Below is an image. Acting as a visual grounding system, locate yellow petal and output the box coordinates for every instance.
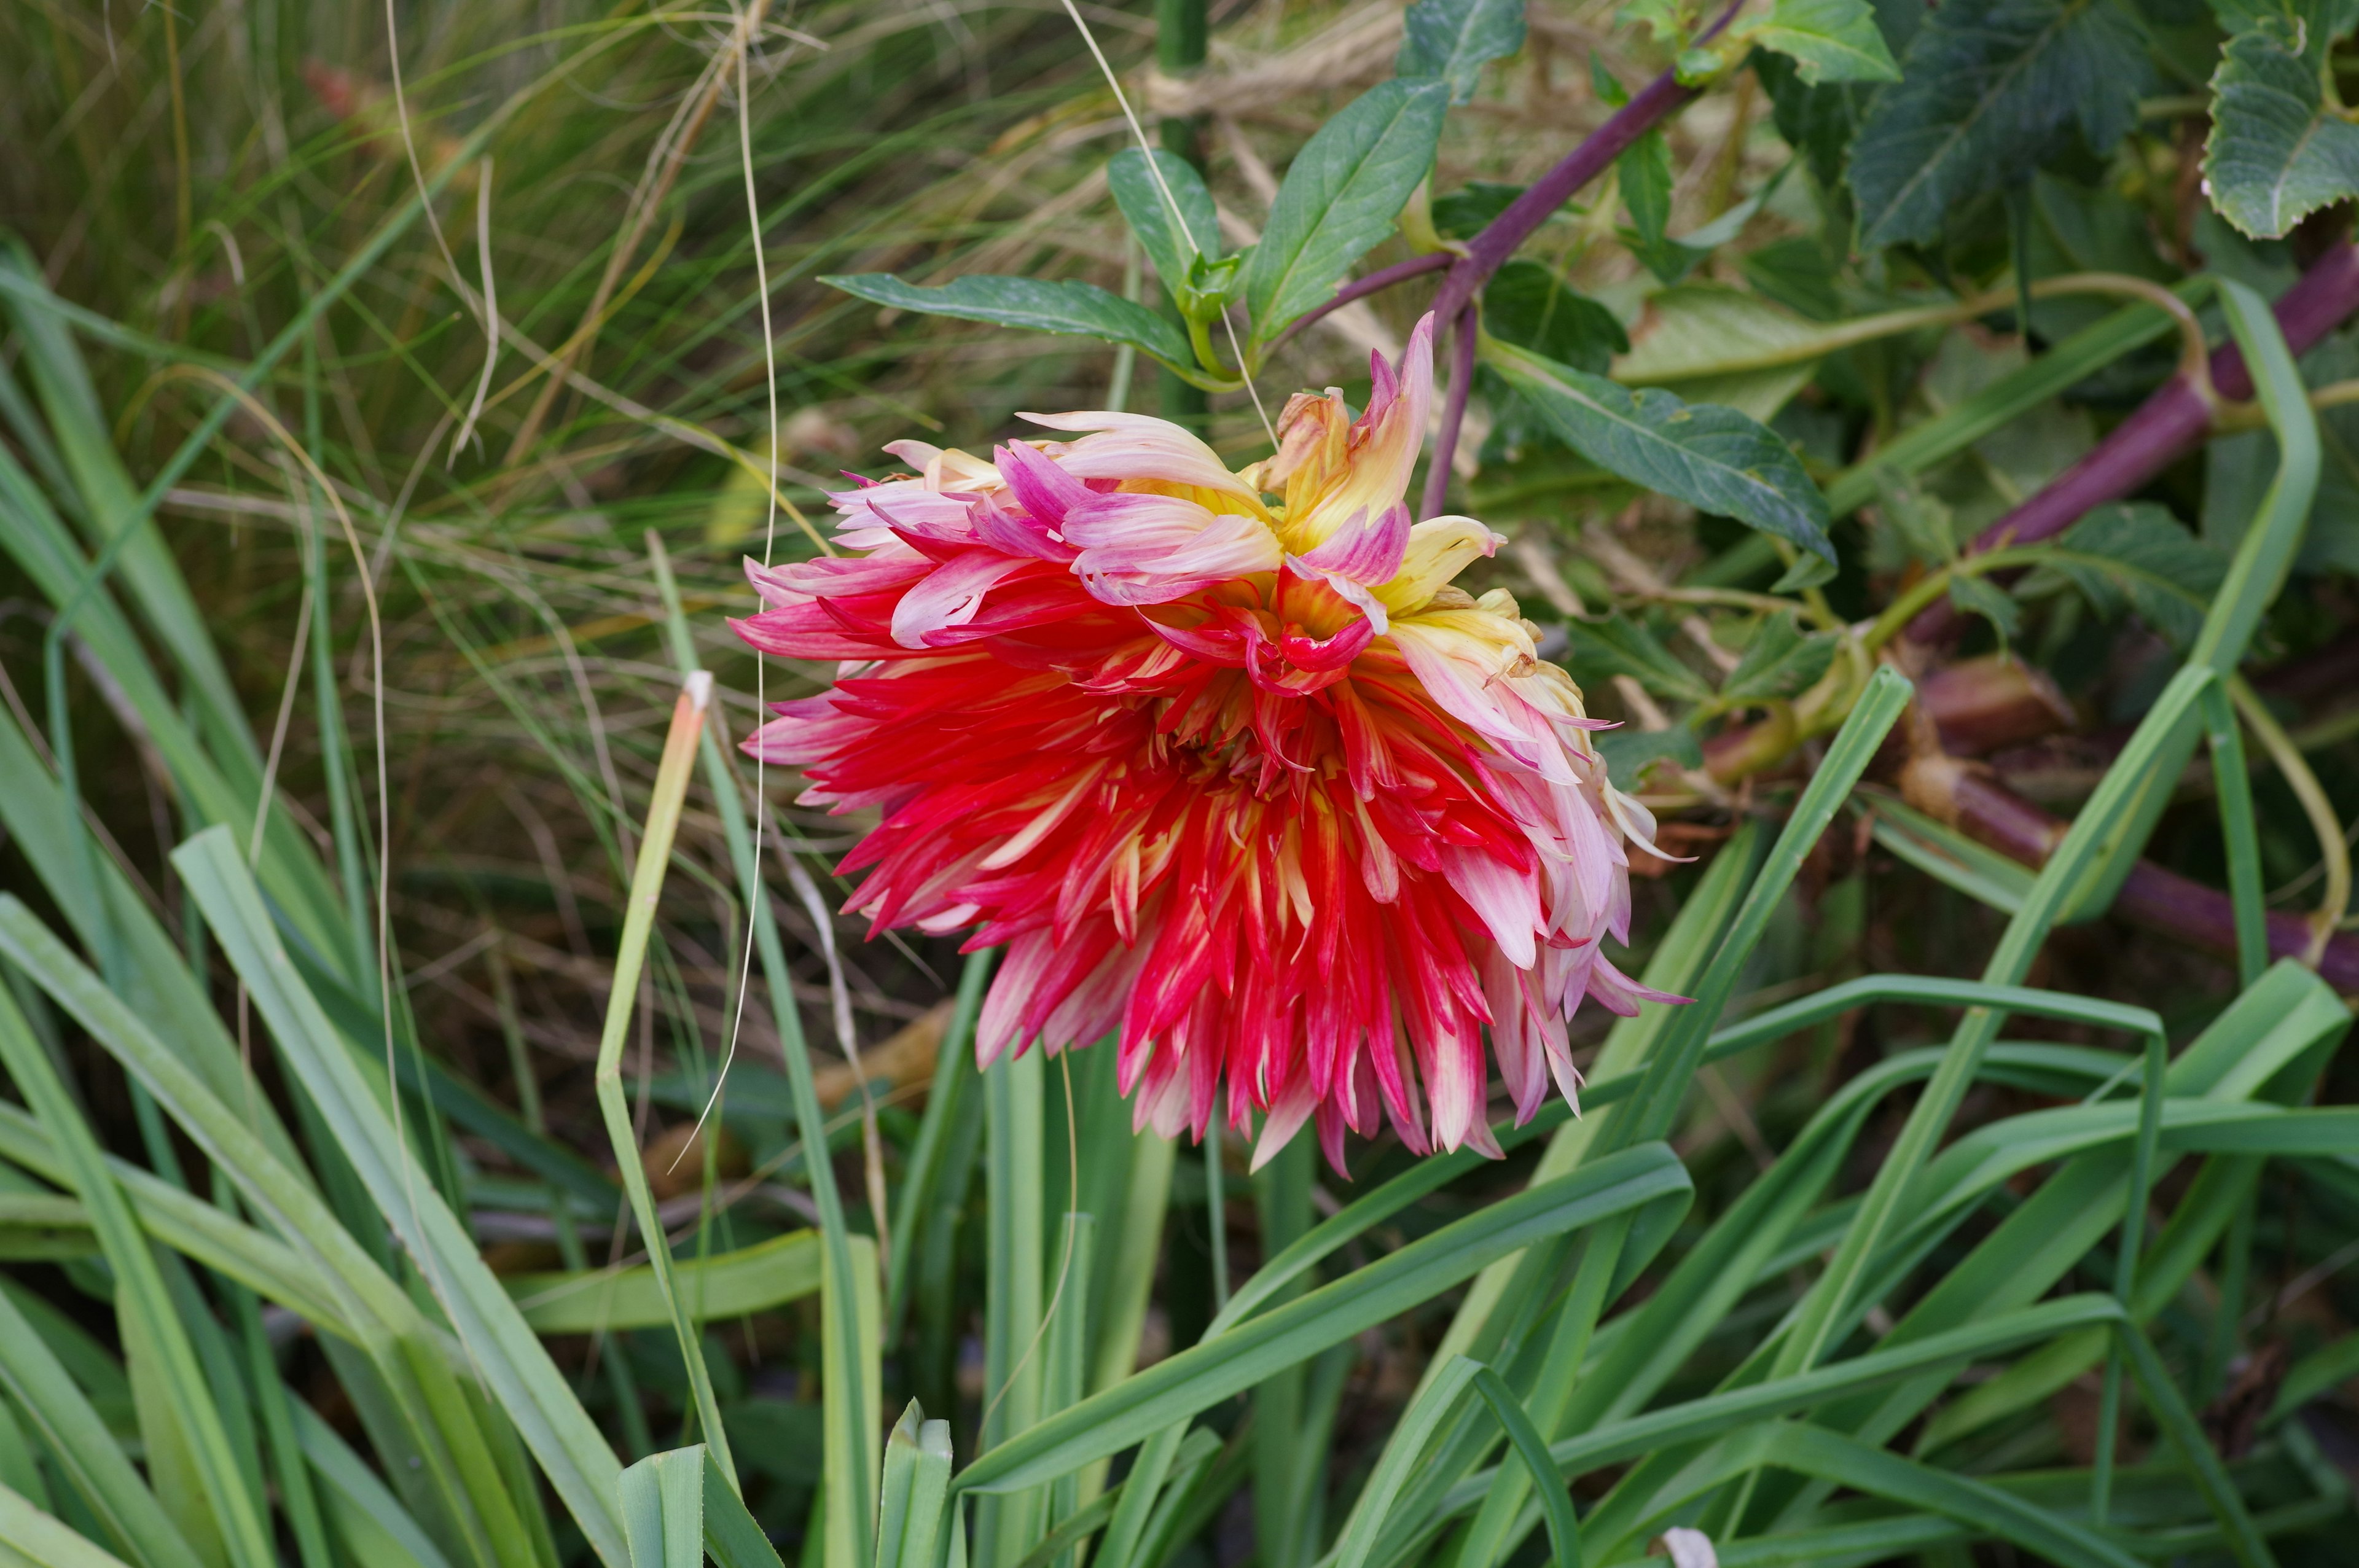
[1374,517,1506,615]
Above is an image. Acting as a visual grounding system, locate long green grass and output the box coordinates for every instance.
[2,4,2358,1568]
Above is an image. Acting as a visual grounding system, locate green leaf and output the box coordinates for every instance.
[1748,0,1902,84]
[1613,285,1829,425]
[162,838,633,1567]
[618,1446,788,1568]
[1485,338,1837,561]
[1327,1360,1479,1568]
[2044,502,2226,648]
[1593,727,1705,789]
[2202,15,2359,240]
[621,1448,705,1568]
[1431,181,1527,238]
[1771,549,1839,591]
[1397,0,1527,102]
[1871,466,1957,566]
[1108,150,1223,296]
[1850,0,2150,250]
[822,274,1194,370]
[1755,48,1869,190]
[876,1405,954,1568]
[1482,261,1627,374]
[1617,131,1700,285]
[1465,1367,1581,1568]
[0,986,270,1568]
[1721,613,1839,702]
[1946,573,2020,643]
[1566,615,1713,703]
[1245,80,1449,341]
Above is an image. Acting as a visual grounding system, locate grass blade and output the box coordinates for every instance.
[955,1144,1692,1496]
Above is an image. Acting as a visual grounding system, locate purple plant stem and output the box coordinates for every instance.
[1412,4,1742,514]
[1907,241,2359,644]
[1427,2,1743,332]
[1427,64,1703,329]
[1274,251,1454,349]
[1422,305,1479,519]
[1941,766,2359,988]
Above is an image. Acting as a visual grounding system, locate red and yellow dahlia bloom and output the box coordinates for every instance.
[734,315,1675,1172]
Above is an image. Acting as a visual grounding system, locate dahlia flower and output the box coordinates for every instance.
[734,314,1676,1172]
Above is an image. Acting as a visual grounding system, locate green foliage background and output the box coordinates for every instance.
[3,2,2359,1568]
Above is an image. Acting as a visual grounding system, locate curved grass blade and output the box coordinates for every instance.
[955,1144,1692,1497]
[0,986,272,1568]
[164,838,630,1566]
[503,1231,822,1332]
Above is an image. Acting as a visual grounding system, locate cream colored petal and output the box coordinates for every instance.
[1374,517,1507,615]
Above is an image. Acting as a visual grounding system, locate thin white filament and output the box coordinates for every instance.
[690,0,782,1153]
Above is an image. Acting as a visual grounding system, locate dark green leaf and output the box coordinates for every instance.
[821,274,1194,369]
[1772,549,1841,591]
[1591,53,1632,106]
[1755,49,1869,190]
[1397,0,1527,103]
[1594,727,1706,789]
[2202,15,2359,240]
[1850,0,2150,250]
[1245,80,1450,340]
[1618,131,1702,285]
[2047,501,2227,647]
[1432,181,1527,238]
[1108,150,1223,296]
[1567,615,1715,703]
[1486,339,1837,561]
[1722,614,1841,701]
[1946,574,2021,642]
[1481,260,1628,374]
[1748,0,1903,84]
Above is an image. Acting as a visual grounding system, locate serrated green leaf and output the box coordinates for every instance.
[1486,338,1837,560]
[1946,573,2021,642]
[1482,260,1627,374]
[1567,615,1715,703]
[2202,15,2359,239]
[1723,613,1840,701]
[1593,727,1706,789]
[1108,150,1223,297]
[1245,80,1449,341]
[822,274,1194,369]
[2045,502,2227,647]
[1850,0,2150,249]
[1397,0,1527,103]
[1749,0,1903,84]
